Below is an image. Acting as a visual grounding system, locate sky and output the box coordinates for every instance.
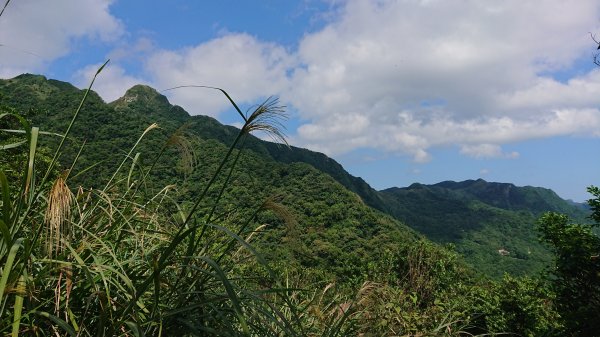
[1,0,600,201]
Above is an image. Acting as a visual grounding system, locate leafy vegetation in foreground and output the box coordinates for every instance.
[1,74,589,281]
[538,188,600,336]
[1,72,598,335]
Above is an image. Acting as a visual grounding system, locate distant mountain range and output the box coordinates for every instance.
[380,179,590,277]
[0,74,591,278]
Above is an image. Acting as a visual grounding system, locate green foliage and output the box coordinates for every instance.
[538,199,600,336]
[1,73,589,336]
[380,180,590,278]
[0,73,352,335]
[587,185,600,223]
[466,275,562,336]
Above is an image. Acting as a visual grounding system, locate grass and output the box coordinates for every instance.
[0,61,563,336]
[0,63,356,336]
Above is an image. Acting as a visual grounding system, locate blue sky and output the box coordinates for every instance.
[1,0,600,201]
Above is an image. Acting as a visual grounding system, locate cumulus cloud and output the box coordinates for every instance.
[0,0,122,77]
[107,37,156,62]
[145,33,294,117]
[77,0,600,163]
[5,0,600,163]
[460,144,519,159]
[73,63,147,103]
[283,0,600,158]
[144,1,600,161]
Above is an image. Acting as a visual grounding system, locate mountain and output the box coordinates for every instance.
[0,74,590,279]
[0,74,425,284]
[380,179,590,277]
[2,73,593,335]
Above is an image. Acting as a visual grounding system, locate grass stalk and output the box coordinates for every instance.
[42,60,109,188]
[0,238,23,311]
[101,123,158,193]
[0,0,11,19]
[10,274,24,337]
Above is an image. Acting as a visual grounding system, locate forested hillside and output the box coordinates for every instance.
[380,179,590,277]
[1,73,598,335]
[2,73,589,279]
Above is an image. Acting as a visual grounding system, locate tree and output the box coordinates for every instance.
[537,186,600,336]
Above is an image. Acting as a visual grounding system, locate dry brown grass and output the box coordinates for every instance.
[44,172,73,257]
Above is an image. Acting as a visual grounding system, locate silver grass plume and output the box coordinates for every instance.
[166,124,197,176]
[45,172,73,257]
[241,97,288,145]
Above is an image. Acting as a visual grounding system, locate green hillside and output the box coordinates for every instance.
[380,180,590,277]
[2,75,438,286]
[2,73,591,280]
[2,73,597,335]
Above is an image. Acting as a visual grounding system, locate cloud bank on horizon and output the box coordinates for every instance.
[2,0,600,164]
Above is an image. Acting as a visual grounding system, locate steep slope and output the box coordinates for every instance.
[1,75,390,210]
[0,74,426,284]
[1,74,590,280]
[262,143,390,211]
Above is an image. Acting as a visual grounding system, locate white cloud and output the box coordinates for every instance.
[73,63,147,103]
[108,37,156,62]
[145,33,293,117]
[460,144,519,159]
[499,69,600,111]
[282,0,600,158]
[7,0,600,163]
[0,0,123,77]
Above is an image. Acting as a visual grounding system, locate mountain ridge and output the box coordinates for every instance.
[1,73,590,278]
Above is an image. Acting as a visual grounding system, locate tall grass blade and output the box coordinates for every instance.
[42,59,109,187]
[65,138,87,180]
[64,242,98,295]
[68,159,106,181]
[10,274,24,337]
[0,219,10,254]
[181,143,247,276]
[0,170,12,227]
[102,123,158,193]
[127,152,141,189]
[0,0,11,18]
[32,311,77,336]
[200,256,250,335]
[206,142,245,223]
[0,113,32,153]
[0,140,26,150]
[24,126,39,202]
[0,128,65,139]
[125,321,145,337]
[0,238,23,308]
[151,256,160,319]
[123,123,194,206]
[162,85,247,122]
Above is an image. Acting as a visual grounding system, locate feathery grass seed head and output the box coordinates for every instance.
[243,97,288,145]
[45,172,73,257]
[167,125,197,176]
